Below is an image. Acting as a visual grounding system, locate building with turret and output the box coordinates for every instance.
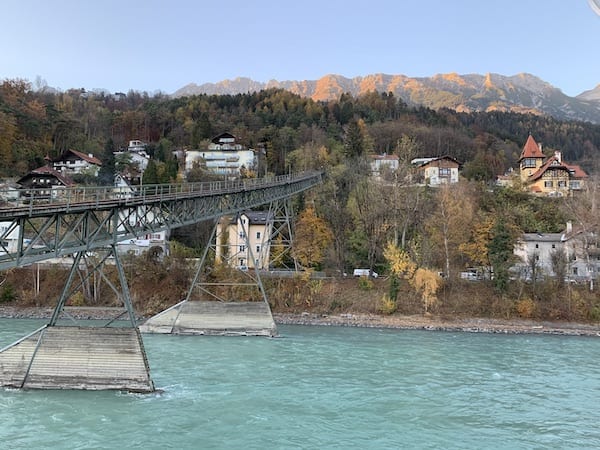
[518,135,587,196]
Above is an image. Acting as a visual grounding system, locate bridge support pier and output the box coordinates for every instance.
[140,214,277,336]
[0,246,155,392]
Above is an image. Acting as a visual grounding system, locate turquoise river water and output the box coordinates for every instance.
[0,319,599,449]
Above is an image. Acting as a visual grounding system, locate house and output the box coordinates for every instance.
[411,156,461,185]
[0,221,20,255]
[512,222,600,282]
[369,154,399,178]
[113,173,136,199]
[114,141,151,185]
[52,149,102,177]
[185,132,256,179]
[16,164,74,199]
[518,135,587,196]
[215,211,273,270]
[127,140,148,153]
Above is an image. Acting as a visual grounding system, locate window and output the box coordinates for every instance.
[239,231,245,239]
[239,245,246,252]
[522,158,536,168]
[552,244,556,249]
[544,181,553,188]
[558,180,567,188]
[535,244,539,249]
[256,231,261,239]
[570,181,581,189]
[439,168,451,177]
[256,245,260,253]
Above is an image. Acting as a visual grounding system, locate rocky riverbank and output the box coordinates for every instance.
[273,312,600,336]
[1,306,599,336]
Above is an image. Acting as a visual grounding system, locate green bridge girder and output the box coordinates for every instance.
[0,171,323,271]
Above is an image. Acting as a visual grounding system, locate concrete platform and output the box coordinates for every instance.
[0,326,154,392]
[139,301,277,337]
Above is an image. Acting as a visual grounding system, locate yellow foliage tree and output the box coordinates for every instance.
[293,205,333,268]
[458,213,495,267]
[384,242,441,313]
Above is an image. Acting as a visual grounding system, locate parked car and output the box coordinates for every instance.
[353,269,378,278]
[460,268,481,281]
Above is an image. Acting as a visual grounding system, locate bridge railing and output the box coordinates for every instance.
[0,171,322,216]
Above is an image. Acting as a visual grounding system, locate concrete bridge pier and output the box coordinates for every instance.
[140,215,277,337]
[0,247,155,392]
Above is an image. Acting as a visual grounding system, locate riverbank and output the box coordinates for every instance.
[273,312,600,336]
[1,305,599,337]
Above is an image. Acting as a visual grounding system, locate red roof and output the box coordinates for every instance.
[528,155,588,181]
[55,149,102,166]
[519,135,545,161]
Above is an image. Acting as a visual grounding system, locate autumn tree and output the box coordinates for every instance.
[316,164,359,272]
[425,182,476,278]
[384,242,442,313]
[292,205,333,269]
[348,178,391,274]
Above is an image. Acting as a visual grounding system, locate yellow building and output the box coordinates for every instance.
[518,135,587,196]
[215,211,272,270]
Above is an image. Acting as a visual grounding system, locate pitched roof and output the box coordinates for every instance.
[17,166,75,186]
[211,132,237,144]
[519,135,545,161]
[370,154,399,161]
[528,155,588,181]
[55,149,102,166]
[415,155,461,168]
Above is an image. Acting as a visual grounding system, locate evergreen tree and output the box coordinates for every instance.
[488,218,515,292]
[97,138,116,185]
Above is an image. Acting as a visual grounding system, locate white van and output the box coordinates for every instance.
[353,269,378,278]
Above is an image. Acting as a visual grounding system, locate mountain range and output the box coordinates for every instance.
[173,73,600,124]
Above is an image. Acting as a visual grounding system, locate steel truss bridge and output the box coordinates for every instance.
[0,171,323,392]
[0,171,323,270]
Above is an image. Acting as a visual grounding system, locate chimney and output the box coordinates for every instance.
[566,221,572,234]
[554,151,562,163]
[538,143,542,152]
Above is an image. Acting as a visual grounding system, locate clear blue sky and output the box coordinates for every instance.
[3,0,600,97]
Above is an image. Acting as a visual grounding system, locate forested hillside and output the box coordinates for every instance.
[2,78,600,321]
[2,79,600,179]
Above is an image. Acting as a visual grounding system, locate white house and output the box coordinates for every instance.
[185,132,256,178]
[0,221,20,255]
[411,156,461,185]
[512,222,600,282]
[114,142,151,185]
[369,154,399,178]
[52,149,102,177]
[215,211,273,270]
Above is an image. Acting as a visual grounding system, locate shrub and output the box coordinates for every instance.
[378,294,397,315]
[516,297,536,318]
[0,283,17,303]
[357,276,374,290]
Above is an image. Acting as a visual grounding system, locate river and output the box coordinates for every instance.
[1,319,599,449]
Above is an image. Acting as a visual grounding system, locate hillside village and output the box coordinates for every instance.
[2,131,597,289]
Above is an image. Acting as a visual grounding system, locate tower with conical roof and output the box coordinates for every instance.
[518,134,546,182]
